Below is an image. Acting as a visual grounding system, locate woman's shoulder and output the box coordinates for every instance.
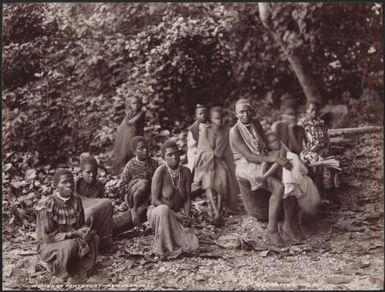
[180,165,192,176]
[36,195,56,212]
[149,157,160,167]
[154,163,167,175]
[298,117,307,125]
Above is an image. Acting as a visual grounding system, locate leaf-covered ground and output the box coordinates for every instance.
[3,131,383,290]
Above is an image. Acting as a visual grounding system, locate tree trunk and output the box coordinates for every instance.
[285,50,322,104]
[258,3,322,105]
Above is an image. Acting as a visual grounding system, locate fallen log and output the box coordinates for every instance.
[112,204,149,234]
[113,210,134,234]
[329,137,355,145]
[328,126,382,137]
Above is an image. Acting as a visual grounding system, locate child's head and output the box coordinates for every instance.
[127,97,141,112]
[280,97,298,125]
[306,101,321,119]
[80,154,98,185]
[209,106,223,127]
[131,136,149,161]
[195,104,208,124]
[266,131,281,151]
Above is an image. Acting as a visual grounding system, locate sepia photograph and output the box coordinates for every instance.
[2,2,384,290]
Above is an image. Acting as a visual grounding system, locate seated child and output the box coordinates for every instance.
[120,136,159,226]
[75,154,113,248]
[258,131,287,182]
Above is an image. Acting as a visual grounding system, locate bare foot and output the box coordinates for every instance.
[294,223,306,240]
[131,210,141,226]
[213,215,224,227]
[267,230,284,247]
[282,224,301,242]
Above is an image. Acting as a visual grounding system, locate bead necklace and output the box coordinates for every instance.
[165,164,181,189]
[56,192,71,202]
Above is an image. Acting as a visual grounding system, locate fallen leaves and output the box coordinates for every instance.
[325,276,353,285]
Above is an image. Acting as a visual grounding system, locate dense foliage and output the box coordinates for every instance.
[1,3,383,233]
[2,3,383,165]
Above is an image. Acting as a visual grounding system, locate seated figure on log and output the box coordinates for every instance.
[147,140,199,259]
[298,101,340,199]
[36,169,99,279]
[75,154,113,249]
[259,131,287,181]
[229,99,293,246]
[259,131,306,240]
[271,97,306,156]
[120,136,159,226]
[194,106,239,226]
[271,98,307,240]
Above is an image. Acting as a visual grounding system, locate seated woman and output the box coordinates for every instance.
[147,141,199,259]
[120,136,159,226]
[298,101,340,197]
[36,169,99,279]
[75,154,113,248]
[194,106,239,226]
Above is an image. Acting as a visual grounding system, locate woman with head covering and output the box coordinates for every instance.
[229,99,292,246]
[36,169,99,279]
[193,106,239,226]
[75,154,113,249]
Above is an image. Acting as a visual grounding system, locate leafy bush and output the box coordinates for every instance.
[2,3,383,167]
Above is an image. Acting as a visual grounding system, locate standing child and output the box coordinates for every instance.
[186,104,209,173]
[194,106,239,226]
[298,101,340,198]
[111,96,145,175]
[75,154,113,249]
[120,136,159,226]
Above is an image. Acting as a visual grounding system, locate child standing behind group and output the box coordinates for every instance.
[111,96,145,175]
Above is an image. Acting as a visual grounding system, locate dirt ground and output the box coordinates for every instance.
[3,132,384,290]
[3,178,383,291]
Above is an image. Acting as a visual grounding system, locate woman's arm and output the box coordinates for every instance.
[126,110,144,126]
[183,168,192,217]
[39,209,76,243]
[230,127,290,169]
[151,167,164,207]
[288,125,304,154]
[262,163,279,179]
[186,130,197,150]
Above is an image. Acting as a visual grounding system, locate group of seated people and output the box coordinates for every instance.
[35,97,339,280]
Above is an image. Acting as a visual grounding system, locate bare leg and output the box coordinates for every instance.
[215,193,224,226]
[128,181,150,226]
[282,197,303,241]
[206,189,218,221]
[266,177,284,246]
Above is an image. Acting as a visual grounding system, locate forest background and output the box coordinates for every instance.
[2,2,383,234]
